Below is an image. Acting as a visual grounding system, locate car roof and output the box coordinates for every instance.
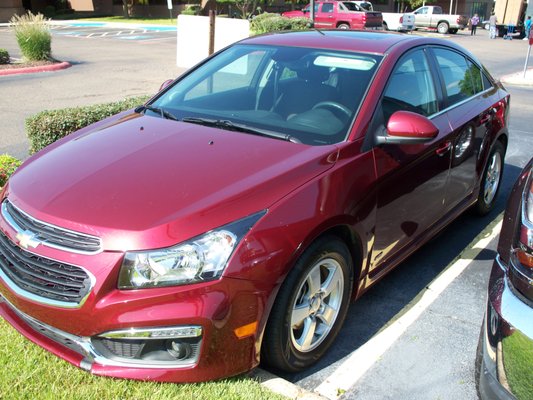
[239,30,458,57]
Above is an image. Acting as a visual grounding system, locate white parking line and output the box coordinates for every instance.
[314,220,502,400]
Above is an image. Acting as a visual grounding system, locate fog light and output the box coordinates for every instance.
[167,340,192,360]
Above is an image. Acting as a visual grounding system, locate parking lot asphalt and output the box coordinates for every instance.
[1,24,532,400]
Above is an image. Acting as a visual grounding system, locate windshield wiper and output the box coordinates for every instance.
[135,105,179,121]
[181,117,300,143]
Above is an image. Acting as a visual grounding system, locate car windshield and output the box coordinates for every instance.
[150,44,381,145]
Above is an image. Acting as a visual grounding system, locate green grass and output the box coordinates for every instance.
[0,319,285,400]
[502,330,533,400]
[76,16,177,25]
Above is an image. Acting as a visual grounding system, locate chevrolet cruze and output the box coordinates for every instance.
[0,30,509,382]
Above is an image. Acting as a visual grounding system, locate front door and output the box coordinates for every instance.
[369,48,452,277]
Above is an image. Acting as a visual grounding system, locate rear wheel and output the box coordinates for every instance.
[475,141,505,215]
[261,236,353,372]
[337,23,350,30]
[437,21,449,34]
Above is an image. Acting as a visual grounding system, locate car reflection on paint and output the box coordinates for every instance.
[476,157,533,400]
[0,30,510,382]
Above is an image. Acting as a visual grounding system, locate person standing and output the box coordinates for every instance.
[489,12,498,39]
[525,16,532,40]
[471,13,480,35]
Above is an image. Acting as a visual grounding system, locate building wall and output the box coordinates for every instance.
[0,0,25,23]
[69,0,113,14]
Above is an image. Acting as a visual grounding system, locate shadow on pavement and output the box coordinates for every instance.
[266,162,522,388]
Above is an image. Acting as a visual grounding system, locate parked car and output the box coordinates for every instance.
[476,158,533,400]
[282,1,383,30]
[0,30,509,383]
[412,5,468,34]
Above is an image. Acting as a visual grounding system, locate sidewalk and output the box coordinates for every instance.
[500,66,533,86]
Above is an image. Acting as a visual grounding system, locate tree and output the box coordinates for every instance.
[400,0,436,12]
[121,0,151,18]
[216,0,260,19]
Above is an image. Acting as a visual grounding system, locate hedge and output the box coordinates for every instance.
[26,95,150,154]
[0,154,22,187]
[250,13,311,35]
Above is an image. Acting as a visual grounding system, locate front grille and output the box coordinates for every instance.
[1,200,102,254]
[0,230,93,305]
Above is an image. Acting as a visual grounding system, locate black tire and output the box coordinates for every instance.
[337,23,350,30]
[475,141,505,215]
[449,28,458,34]
[383,22,389,31]
[437,21,449,34]
[261,236,353,372]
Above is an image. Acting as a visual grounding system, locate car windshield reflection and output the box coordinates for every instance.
[150,44,381,145]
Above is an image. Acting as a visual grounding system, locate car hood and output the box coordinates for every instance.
[5,112,338,251]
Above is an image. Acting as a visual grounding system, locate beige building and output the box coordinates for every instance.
[1,0,25,22]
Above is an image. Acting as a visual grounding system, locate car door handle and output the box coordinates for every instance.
[436,141,452,156]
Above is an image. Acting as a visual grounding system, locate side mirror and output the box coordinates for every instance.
[159,79,174,92]
[376,111,439,145]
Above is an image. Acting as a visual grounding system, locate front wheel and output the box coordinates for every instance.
[261,236,353,372]
[475,141,505,215]
[437,21,449,34]
[449,28,458,34]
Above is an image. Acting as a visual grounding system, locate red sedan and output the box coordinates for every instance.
[0,30,509,382]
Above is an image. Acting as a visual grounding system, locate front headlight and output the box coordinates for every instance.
[118,211,265,289]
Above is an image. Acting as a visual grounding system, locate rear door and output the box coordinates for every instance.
[314,2,337,29]
[429,47,507,212]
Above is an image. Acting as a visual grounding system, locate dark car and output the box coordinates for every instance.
[476,158,533,400]
[0,31,509,382]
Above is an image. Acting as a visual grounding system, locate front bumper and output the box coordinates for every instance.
[478,256,533,400]
[0,273,268,382]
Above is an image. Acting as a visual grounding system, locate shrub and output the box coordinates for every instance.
[43,5,56,18]
[10,13,52,61]
[0,155,22,187]
[26,95,151,154]
[0,49,9,64]
[250,13,310,35]
[181,4,201,15]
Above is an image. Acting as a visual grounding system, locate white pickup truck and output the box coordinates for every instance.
[382,12,415,31]
[412,5,468,34]
[346,1,414,32]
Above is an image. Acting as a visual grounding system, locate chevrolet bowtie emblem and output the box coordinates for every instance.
[16,230,41,249]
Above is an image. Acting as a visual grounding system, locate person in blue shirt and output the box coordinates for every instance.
[524,16,532,40]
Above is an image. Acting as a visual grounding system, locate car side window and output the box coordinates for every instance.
[321,3,334,13]
[482,71,493,90]
[416,7,428,14]
[380,49,438,123]
[433,48,484,106]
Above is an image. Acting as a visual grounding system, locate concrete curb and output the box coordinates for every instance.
[500,67,533,86]
[0,61,71,76]
[251,369,329,400]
